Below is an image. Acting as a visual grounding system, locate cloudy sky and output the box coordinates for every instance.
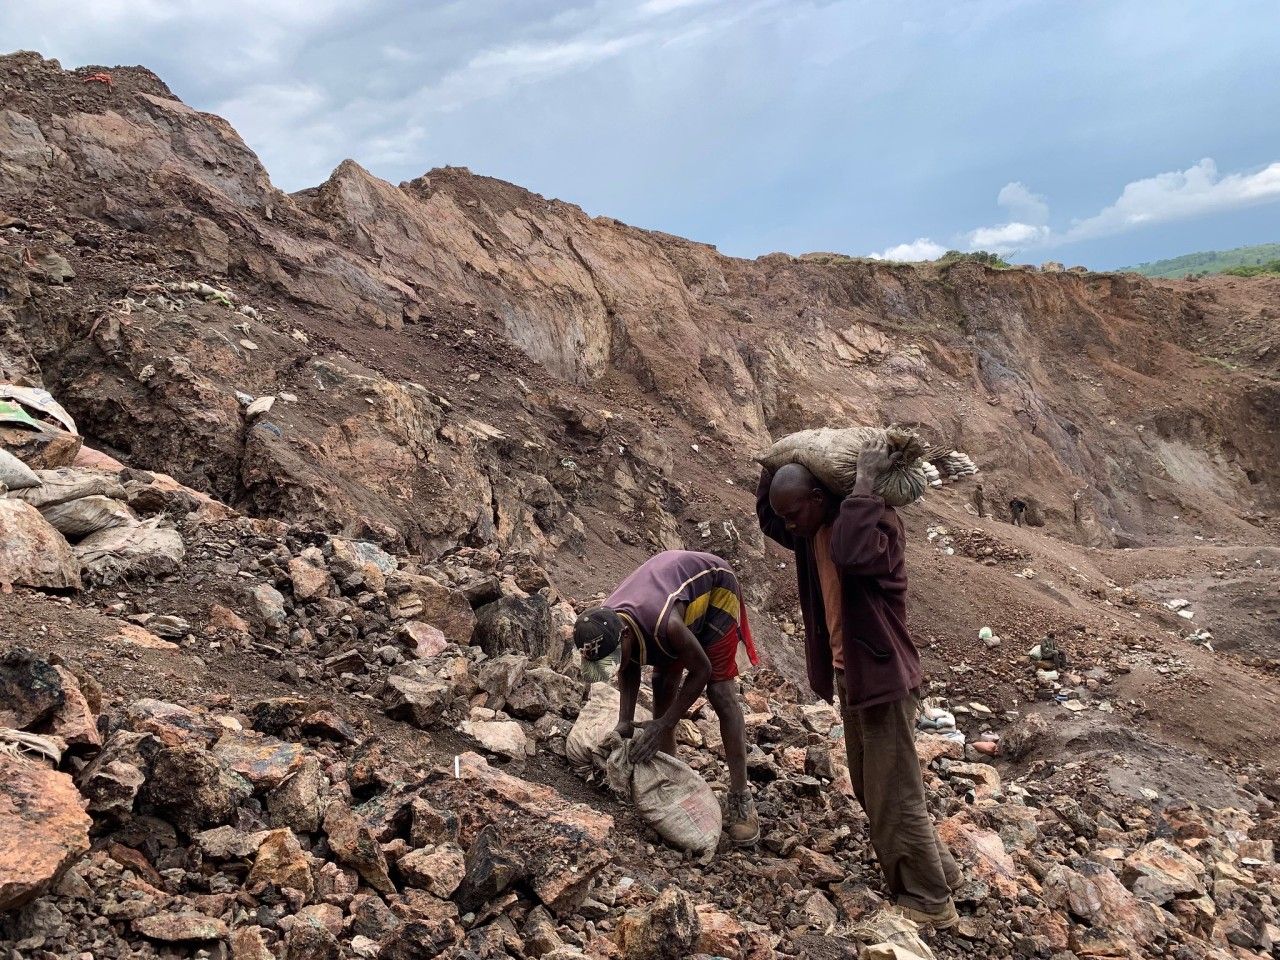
[4,0,1279,268]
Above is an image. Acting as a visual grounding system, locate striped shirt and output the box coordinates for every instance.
[606,550,744,665]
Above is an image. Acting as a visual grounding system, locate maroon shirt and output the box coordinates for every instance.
[756,469,922,708]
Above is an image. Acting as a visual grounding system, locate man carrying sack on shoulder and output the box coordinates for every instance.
[756,439,962,929]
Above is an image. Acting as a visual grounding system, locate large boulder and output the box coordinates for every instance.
[425,752,612,915]
[1122,839,1206,904]
[140,743,250,835]
[615,886,701,960]
[1043,862,1165,950]
[0,647,65,729]
[0,499,81,589]
[937,814,1021,898]
[472,594,564,667]
[0,756,92,911]
[386,572,475,643]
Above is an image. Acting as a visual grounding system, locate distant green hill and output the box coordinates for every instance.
[1122,242,1280,278]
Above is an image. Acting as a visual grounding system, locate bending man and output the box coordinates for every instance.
[756,442,962,928]
[573,550,762,846]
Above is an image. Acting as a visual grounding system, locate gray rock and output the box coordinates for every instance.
[473,594,563,667]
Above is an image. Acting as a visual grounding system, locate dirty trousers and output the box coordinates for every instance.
[837,674,959,912]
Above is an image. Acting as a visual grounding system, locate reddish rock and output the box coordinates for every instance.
[248,828,315,899]
[0,756,91,910]
[231,925,275,960]
[915,732,964,766]
[387,572,476,643]
[49,664,100,748]
[213,730,309,790]
[0,499,82,590]
[209,603,251,635]
[937,814,1023,898]
[107,841,164,887]
[133,911,229,942]
[1043,862,1164,948]
[323,801,395,895]
[267,756,327,833]
[112,623,179,650]
[398,621,449,660]
[284,911,341,960]
[124,698,220,745]
[296,901,345,936]
[302,709,358,743]
[790,846,844,885]
[398,843,466,898]
[1122,839,1205,904]
[696,904,747,957]
[615,886,700,960]
[288,555,333,601]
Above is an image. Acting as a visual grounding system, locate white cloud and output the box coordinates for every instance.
[1064,158,1280,241]
[868,238,946,262]
[996,180,1048,224]
[965,221,1049,253]
[908,158,1280,259]
[640,0,716,15]
[419,34,651,113]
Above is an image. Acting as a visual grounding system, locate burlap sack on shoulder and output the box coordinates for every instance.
[755,425,929,506]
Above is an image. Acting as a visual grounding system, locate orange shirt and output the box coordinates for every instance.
[813,525,845,671]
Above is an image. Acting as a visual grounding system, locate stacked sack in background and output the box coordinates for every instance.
[0,384,198,590]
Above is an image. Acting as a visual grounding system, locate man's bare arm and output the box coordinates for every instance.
[629,615,712,764]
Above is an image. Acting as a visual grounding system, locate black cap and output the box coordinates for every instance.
[573,607,624,661]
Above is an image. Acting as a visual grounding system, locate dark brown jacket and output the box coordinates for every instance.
[756,469,922,708]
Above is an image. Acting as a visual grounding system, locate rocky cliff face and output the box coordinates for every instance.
[3,52,1275,571]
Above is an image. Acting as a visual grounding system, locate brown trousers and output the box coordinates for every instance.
[837,674,959,912]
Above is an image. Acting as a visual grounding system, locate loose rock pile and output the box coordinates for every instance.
[2,440,1279,958]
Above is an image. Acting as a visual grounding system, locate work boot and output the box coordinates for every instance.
[725,789,761,846]
[895,898,960,931]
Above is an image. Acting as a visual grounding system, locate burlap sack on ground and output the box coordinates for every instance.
[566,683,650,775]
[74,518,184,584]
[15,468,127,509]
[607,739,722,862]
[755,425,930,506]
[0,448,40,490]
[39,495,137,540]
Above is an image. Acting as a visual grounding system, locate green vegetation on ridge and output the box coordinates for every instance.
[1123,242,1280,278]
